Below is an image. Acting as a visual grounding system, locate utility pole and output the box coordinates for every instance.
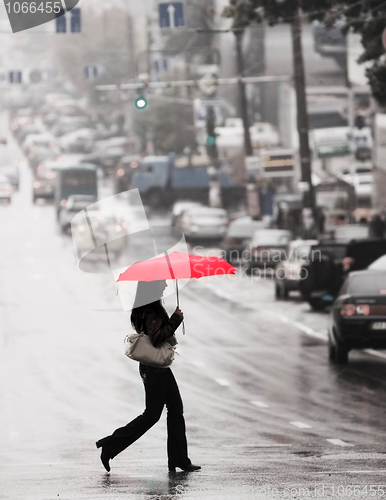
[291,3,315,214]
[234,29,253,157]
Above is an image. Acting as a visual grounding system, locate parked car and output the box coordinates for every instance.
[59,128,97,153]
[299,239,386,310]
[0,175,13,203]
[328,270,386,364]
[51,116,93,137]
[85,145,125,176]
[171,201,203,227]
[221,217,267,264]
[22,133,58,154]
[32,162,61,202]
[179,206,228,241]
[59,194,97,232]
[0,165,19,190]
[245,229,292,273]
[274,239,319,299]
[72,209,126,257]
[28,146,59,173]
[15,124,41,144]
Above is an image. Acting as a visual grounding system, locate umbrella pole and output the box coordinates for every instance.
[175,279,185,335]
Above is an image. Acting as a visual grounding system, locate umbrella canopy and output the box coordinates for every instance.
[116,251,236,282]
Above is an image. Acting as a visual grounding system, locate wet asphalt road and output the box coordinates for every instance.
[1,156,386,499]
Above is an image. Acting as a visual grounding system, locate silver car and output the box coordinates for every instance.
[179,206,228,241]
[0,175,13,203]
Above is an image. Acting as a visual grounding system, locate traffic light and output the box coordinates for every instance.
[135,96,148,109]
[206,106,218,160]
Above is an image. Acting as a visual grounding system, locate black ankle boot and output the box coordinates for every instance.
[168,463,201,472]
[100,449,111,472]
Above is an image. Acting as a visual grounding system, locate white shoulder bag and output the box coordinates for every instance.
[124,333,177,368]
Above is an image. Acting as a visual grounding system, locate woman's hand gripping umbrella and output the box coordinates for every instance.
[116,251,237,334]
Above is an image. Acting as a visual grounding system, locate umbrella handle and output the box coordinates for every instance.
[176,279,185,335]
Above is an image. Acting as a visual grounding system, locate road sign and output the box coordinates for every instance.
[158,2,184,28]
[9,71,22,84]
[200,98,222,108]
[316,143,353,158]
[70,8,81,32]
[154,59,168,74]
[84,65,98,81]
[56,8,81,33]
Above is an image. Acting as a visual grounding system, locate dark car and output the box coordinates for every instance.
[85,145,125,177]
[113,155,141,193]
[28,146,59,173]
[0,165,19,190]
[274,239,318,299]
[221,217,267,264]
[245,229,292,274]
[299,239,386,310]
[328,270,386,364]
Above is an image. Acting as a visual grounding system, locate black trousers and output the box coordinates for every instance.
[98,364,191,468]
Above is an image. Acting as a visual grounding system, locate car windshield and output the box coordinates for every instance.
[356,167,372,174]
[334,225,370,241]
[89,215,116,225]
[369,255,386,270]
[252,231,291,246]
[190,209,226,219]
[316,191,350,210]
[289,244,312,261]
[227,222,263,238]
[349,274,386,294]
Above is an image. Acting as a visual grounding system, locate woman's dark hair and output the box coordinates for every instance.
[130,281,168,333]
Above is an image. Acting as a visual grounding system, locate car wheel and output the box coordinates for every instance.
[328,335,336,362]
[335,342,349,364]
[275,282,288,300]
[308,298,325,311]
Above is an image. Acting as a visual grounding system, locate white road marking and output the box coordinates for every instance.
[364,349,386,360]
[274,313,327,340]
[250,400,269,408]
[326,439,353,447]
[322,453,386,460]
[317,470,386,474]
[221,444,290,448]
[215,378,230,386]
[290,421,312,429]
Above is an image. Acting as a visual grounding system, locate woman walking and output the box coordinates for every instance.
[96,279,201,474]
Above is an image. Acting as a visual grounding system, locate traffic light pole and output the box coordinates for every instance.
[291,5,315,216]
[235,29,253,157]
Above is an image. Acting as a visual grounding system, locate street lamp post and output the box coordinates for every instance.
[291,4,315,217]
[234,29,253,158]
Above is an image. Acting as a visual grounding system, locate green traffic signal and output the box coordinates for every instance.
[135,96,148,109]
[206,135,216,146]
